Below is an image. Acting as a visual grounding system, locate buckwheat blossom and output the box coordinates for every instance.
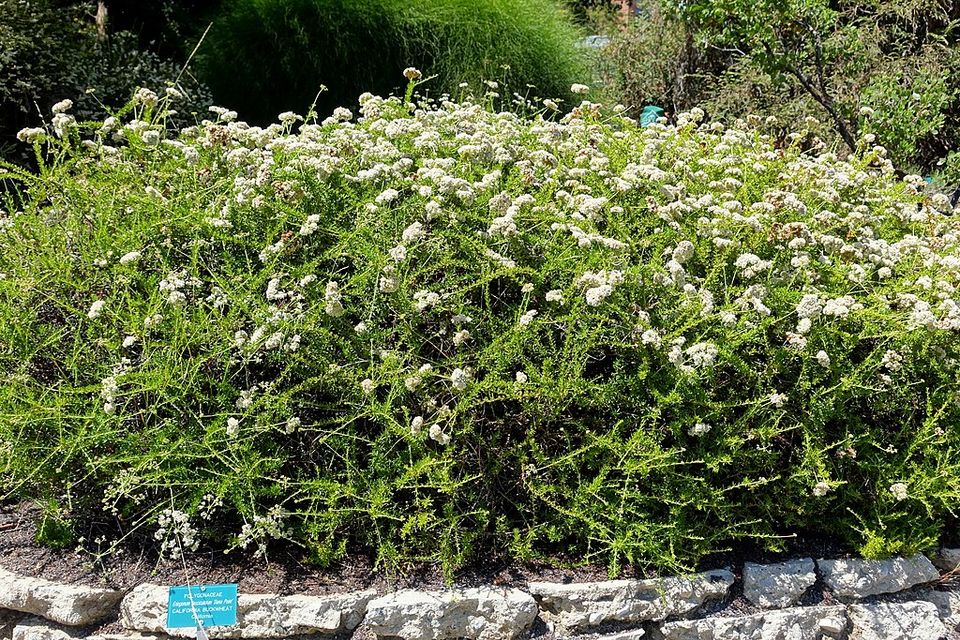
[285,417,301,434]
[375,188,400,205]
[734,253,771,279]
[545,289,565,304]
[796,294,821,320]
[813,481,832,497]
[379,266,399,293]
[521,283,534,294]
[641,329,662,347]
[389,244,407,262]
[226,418,240,437]
[453,329,471,346]
[429,424,450,446]
[324,281,344,317]
[515,371,528,383]
[122,336,137,348]
[816,350,831,368]
[299,214,320,236]
[570,83,590,95]
[118,251,141,265]
[688,422,711,436]
[518,309,538,327]
[413,290,440,312]
[354,322,367,334]
[672,240,695,264]
[410,416,424,435]
[403,67,422,81]
[585,285,613,307]
[881,350,903,372]
[685,342,718,368]
[52,99,73,114]
[769,392,788,408]
[401,221,426,243]
[889,482,908,501]
[88,299,106,319]
[451,368,470,390]
[360,378,375,395]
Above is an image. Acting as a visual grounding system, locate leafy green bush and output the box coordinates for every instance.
[3,82,960,575]
[196,0,589,124]
[0,0,212,165]
[602,0,960,175]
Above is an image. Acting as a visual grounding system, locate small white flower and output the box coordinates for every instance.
[411,416,424,434]
[401,221,426,243]
[769,392,788,408]
[545,289,565,304]
[515,371,528,384]
[518,309,538,327]
[813,481,832,497]
[451,368,470,390]
[641,329,661,347]
[688,422,711,436]
[453,329,471,346]
[521,283,535,294]
[118,251,141,265]
[889,482,908,501]
[103,402,116,415]
[672,241,695,264]
[429,424,450,445]
[354,322,368,334]
[376,188,400,205]
[226,417,240,436]
[299,214,320,236]
[585,285,613,306]
[361,378,376,395]
[389,244,408,262]
[88,300,106,319]
[570,83,590,95]
[52,99,73,114]
[325,281,345,317]
[403,67,423,81]
[122,335,137,348]
[285,417,301,434]
[815,350,831,368]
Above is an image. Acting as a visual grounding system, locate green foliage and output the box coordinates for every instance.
[196,0,589,123]
[35,500,75,550]
[3,87,960,575]
[0,0,212,165]
[603,0,960,174]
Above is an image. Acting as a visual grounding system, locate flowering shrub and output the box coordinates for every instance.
[3,79,960,574]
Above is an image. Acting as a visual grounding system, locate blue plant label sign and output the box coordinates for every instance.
[166,584,238,629]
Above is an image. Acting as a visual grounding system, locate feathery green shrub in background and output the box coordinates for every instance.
[196,0,589,123]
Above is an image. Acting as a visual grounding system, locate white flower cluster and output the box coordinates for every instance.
[155,508,199,559]
[575,270,625,306]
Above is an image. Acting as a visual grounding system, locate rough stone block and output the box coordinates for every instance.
[0,567,122,626]
[656,605,847,640]
[817,555,939,600]
[363,587,537,640]
[743,559,816,609]
[528,569,734,633]
[847,601,945,640]
[120,584,375,638]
